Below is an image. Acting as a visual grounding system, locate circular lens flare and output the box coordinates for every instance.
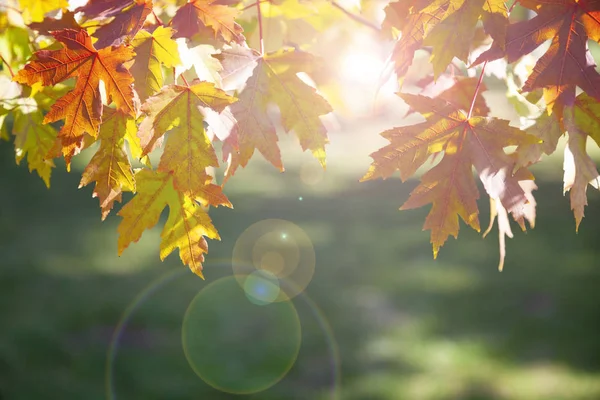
[244,270,281,305]
[233,219,316,302]
[182,277,301,394]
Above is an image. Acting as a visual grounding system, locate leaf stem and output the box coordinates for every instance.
[467,60,487,119]
[181,74,190,87]
[330,1,380,32]
[256,0,264,54]
[152,10,164,26]
[0,54,15,78]
[508,0,520,13]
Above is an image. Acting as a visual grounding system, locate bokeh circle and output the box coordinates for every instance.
[182,276,302,394]
[233,219,316,302]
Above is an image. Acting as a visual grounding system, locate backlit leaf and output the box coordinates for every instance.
[130,26,181,102]
[117,169,231,277]
[216,46,332,178]
[172,0,244,43]
[79,108,138,220]
[14,29,136,165]
[138,80,235,197]
[363,93,540,257]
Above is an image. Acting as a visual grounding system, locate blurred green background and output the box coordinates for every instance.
[2,98,600,400]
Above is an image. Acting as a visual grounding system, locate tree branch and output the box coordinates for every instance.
[256,0,264,54]
[330,1,380,32]
[0,53,15,78]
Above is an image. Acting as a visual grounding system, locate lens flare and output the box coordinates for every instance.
[243,270,281,305]
[182,276,302,394]
[233,219,316,302]
[300,161,324,186]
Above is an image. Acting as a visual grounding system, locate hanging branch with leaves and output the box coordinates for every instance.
[2,0,600,274]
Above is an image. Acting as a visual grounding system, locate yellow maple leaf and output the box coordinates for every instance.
[138,80,235,197]
[12,108,57,187]
[117,169,231,277]
[130,26,181,102]
[19,0,67,23]
[79,108,139,220]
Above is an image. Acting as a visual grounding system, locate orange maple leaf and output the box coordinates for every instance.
[473,0,600,113]
[362,89,540,257]
[171,0,244,43]
[14,29,136,166]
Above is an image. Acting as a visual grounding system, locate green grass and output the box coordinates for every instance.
[2,125,600,400]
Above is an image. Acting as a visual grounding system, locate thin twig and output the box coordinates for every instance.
[508,0,520,13]
[0,54,15,78]
[0,4,21,13]
[256,0,264,54]
[330,1,380,32]
[467,60,488,119]
[242,0,271,11]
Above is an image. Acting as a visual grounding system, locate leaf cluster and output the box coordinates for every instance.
[3,0,600,274]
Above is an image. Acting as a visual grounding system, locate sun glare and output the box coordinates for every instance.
[340,52,385,84]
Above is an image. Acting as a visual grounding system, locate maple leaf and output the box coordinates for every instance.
[514,93,600,228]
[473,0,600,113]
[563,95,600,229]
[130,26,181,102]
[483,168,537,271]
[79,108,139,220]
[138,80,236,197]
[362,91,540,257]
[388,1,446,85]
[409,76,490,116]
[14,29,136,165]
[117,169,231,277]
[215,46,332,178]
[77,0,152,49]
[18,0,67,23]
[12,108,57,187]
[423,0,508,77]
[28,11,81,35]
[171,0,244,44]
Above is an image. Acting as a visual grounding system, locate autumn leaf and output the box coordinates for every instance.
[130,26,181,102]
[215,46,332,178]
[563,95,600,229]
[117,169,231,277]
[76,0,152,49]
[79,108,139,220]
[408,76,490,117]
[388,1,446,85]
[28,11,81,35]
[12,108,57,187]
[18,0,67,23]
[138,79,235,197]
[484,168,537,271]
[172,0,244,44]
[473,0,600,114]
[14,29,136,165]
[362,91,540,257]
[423,0,508,77]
